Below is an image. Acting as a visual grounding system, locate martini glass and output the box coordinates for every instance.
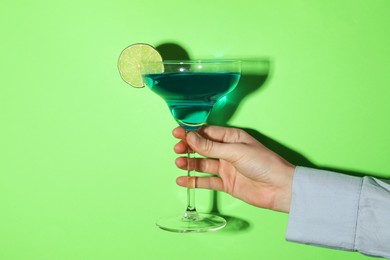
[142,60,241,232]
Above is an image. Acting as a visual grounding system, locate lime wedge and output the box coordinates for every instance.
[118,43,163,88]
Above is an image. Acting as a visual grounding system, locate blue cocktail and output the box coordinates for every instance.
[142,60,241,232]
[144,71,240,130]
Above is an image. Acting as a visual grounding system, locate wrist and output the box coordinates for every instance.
[273,164,295,213]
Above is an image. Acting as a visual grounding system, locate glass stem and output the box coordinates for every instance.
[185,130,198,218]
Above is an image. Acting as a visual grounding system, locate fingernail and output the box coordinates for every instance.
[188,132,198,143]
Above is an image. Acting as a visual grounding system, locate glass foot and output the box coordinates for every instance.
[156,211,226,233]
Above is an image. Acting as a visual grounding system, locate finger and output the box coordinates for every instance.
[186,131,246,163]
[176,176,224,191]
[174,140,194,154]
[175,157,220,174]
[172,126,186,139]
[198,126,256,144]
[174,140,189,154]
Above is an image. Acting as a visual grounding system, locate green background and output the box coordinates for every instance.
[1,0,389,259]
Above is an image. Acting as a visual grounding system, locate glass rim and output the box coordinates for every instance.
[142,59,241,65]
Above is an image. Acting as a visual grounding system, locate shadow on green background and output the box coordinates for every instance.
[156,42,191,60]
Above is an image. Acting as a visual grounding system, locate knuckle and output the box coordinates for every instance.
[234,128,243,141]
[204,139,214,153]
[224,128,245,143]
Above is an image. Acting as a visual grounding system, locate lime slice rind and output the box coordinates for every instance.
[118,43,163,88]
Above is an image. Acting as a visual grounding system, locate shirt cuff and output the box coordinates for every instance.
[286,166,363,251]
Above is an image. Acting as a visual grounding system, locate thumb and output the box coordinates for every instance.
[187,131,242,162]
